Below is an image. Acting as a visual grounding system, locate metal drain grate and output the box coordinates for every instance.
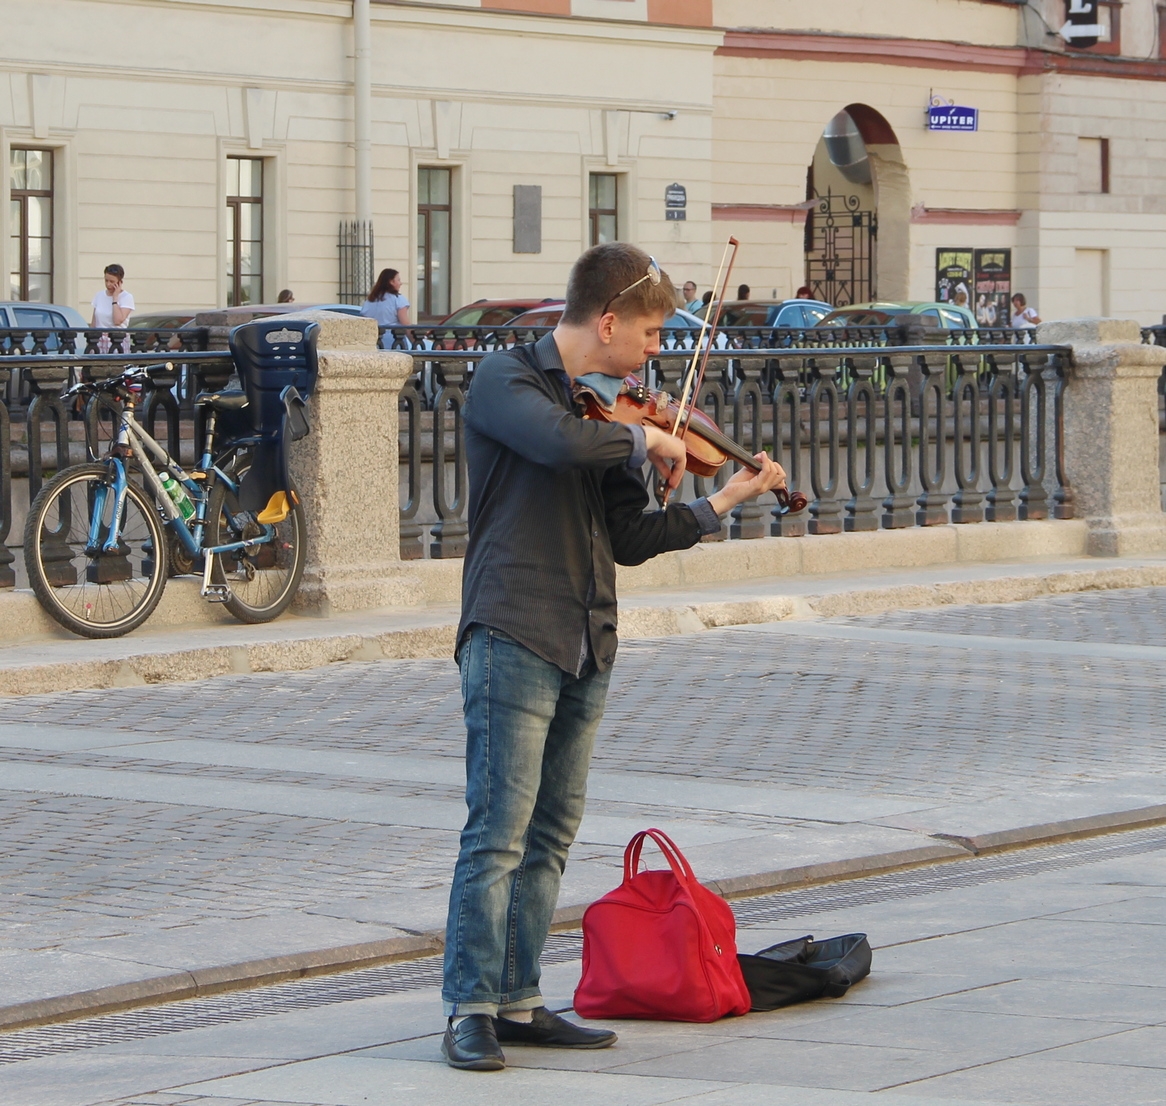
[3,825,1165,1065]
[731,823,1166,925]
[0,933,584,1066]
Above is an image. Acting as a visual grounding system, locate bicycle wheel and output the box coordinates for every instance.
[24,463,169,638]
[206,458,306,623]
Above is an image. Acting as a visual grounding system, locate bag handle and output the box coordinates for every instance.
[624,828,697,886]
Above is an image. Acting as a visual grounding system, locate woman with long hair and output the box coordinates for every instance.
[360,268,411,326]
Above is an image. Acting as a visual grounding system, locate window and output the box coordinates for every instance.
[226,157,263,306]
[416,167,451,320]
[1077,137,1110,193]
[589,173,618,246]
[9,148,53,302]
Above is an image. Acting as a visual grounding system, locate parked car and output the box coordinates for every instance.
[0,301,89,368]
[438,298,559,328]
[693,299,834,328]
[816,302,978,330]
[507,303,729,351]
[128,312,198,331]
[0,301,89,330]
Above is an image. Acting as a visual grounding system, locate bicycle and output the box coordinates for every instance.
[23,361,309,638]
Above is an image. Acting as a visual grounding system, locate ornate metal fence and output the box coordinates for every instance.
[0,344,234,589]
[0,324,1081,581]
[398,341,1073,559]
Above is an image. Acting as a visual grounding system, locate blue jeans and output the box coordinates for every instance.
[443,624,611,1016]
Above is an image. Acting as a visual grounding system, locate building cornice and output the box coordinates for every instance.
[717,30,1166,82]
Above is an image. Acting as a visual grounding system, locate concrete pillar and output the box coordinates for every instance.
[1042,318,1166,557]
[280,311,416,613]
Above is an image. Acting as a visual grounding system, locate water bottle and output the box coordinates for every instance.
[160,472,195,522]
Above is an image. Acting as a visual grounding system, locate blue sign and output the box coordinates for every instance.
[929,106,979,132]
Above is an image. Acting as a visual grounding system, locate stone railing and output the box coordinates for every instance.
[2,314,1164,609]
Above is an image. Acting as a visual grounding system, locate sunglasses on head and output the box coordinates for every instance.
[601,257,661,318]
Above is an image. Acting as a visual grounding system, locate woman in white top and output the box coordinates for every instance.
[360,268,411,327]
[91,263,134,328]
[1011,292,1041,330]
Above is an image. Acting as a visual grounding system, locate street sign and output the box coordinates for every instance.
[665,182,687,221]
[1061,0,1101,47]
[928,105,979,132]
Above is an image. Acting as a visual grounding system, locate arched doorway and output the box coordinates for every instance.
[804,104,909,306]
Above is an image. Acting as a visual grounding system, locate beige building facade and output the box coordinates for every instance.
[2,0,1164,322]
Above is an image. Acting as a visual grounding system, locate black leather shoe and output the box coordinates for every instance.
[494,1007,617,1049]
[442,1014,505,1071]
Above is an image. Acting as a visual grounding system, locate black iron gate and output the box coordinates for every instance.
[804,189,877,306]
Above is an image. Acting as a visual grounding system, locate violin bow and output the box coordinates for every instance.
[661,236,740,506]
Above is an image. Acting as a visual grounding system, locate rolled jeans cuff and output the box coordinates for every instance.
[443,993,543,1018]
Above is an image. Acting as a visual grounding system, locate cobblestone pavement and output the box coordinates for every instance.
[3,589,1166,959]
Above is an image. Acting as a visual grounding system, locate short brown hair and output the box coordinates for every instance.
[561,242,676,325]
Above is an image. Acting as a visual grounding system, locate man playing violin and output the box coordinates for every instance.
[442,241,787,1071]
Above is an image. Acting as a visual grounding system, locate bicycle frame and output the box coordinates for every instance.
[95,396,275,572]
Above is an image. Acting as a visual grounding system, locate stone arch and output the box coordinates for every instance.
[805,104,911,304]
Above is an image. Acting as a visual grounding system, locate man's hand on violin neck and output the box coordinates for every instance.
[643,425,687,492]
[708,453,787,515]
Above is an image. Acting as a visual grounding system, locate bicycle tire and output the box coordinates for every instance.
[206,458,307,623]
[24,462,170,638]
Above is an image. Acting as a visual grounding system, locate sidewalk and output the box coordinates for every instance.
[2,581,1165,1032]
[6,543,1166,696]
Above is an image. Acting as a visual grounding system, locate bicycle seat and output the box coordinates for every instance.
[195,391,250,413]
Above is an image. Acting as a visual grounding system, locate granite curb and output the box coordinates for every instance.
[6,561,1166,697]
[6,806,1166,1035]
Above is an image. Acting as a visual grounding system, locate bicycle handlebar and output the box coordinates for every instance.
[61,362,176,399]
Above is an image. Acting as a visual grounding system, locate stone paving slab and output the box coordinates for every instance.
[7,836,1160,1106]
[2,587,1166,1033]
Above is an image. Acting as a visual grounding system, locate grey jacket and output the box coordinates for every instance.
[456,332,718,675]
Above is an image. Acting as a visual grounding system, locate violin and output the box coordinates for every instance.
[579,233,807,515]
[578,377,809,515]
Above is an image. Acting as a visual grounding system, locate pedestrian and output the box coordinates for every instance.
[1011,293,1041,329]
[681,280,701,312]
[91,263,134,329]
[359,268,411,326]
[795,285,813,299]
[440,241,787,1071]
[90,263,134,353]
[736,283,750,300]
[277,289,295,303]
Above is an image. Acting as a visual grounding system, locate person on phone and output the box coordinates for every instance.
[91,264,134,328]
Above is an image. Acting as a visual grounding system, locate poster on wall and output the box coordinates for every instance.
[935,250,973,306]
[972,249,1012,328]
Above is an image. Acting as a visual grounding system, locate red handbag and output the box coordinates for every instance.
[574,828,752,1022]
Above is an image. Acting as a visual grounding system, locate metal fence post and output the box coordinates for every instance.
[881,353,915,528]
[430,360,469,559]
[807,357,841,535]
[729,357,767,540]
[950,350,984,524]
[915,354,949,526]
[844,354,878,531]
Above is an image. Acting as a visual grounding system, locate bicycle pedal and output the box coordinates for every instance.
[200,583,231,603]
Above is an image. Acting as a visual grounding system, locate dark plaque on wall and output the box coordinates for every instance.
[665,182,687,221]
[513,185,542,254]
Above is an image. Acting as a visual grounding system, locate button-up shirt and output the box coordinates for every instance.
[457,332,721,676]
